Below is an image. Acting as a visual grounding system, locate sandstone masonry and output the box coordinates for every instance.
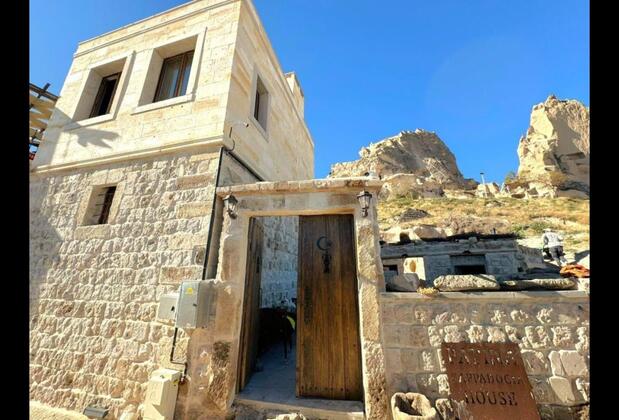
[381,291,589,413]
[30,1,314,418]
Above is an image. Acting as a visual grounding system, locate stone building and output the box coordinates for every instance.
[381,236,542,286]
[30,0,312,418]
[30,1,589,419]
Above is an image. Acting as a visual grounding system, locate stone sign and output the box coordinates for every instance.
[441,342,540,420]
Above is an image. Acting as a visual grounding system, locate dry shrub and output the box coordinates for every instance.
[548,171,569,187]
[417,287,440,297]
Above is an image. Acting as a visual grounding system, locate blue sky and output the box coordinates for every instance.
[30,0,589,182]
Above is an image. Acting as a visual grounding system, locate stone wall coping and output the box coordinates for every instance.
[381,290,588,301]
[381,241,520,255]
[75,0,238,56]
[382,248,519,258]
[215,177,383,196]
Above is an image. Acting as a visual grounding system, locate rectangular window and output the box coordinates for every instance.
[85,186,117,225]
[253,76,269,131]
[97,186,117,224]
[450,254,487,275]
[153,50,194,102]
[89,73,121,118]
[383,264,398,273]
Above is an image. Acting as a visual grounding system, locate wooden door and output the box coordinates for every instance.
[297,214,363,401]
[237,217,264,391]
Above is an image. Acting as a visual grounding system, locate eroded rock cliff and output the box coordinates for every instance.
[329,129,476,198]
[517,95,589,197]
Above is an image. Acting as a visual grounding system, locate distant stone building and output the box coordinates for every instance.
[29,83,59,162]
[381,237,534,286]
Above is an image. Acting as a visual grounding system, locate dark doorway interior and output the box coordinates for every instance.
[450,254,487,275]
[237,216,299,400]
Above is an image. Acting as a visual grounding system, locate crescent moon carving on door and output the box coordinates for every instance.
[316,236,333,273]
[316,236,332,251]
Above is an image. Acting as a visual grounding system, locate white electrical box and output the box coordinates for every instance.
[143,369,181,420]
[175,280,217,329]
[157,293,179,321]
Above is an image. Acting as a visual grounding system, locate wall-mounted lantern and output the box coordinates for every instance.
[356,190,372,217]
[223,194,238,219]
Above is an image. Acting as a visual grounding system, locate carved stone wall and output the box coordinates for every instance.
[381,291,589,414]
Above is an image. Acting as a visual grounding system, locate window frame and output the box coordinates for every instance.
[250,71,270,138]
[96,186,117,225]
[253,76,269,131]
[81,184,119,226]
[153,50,195,103]
[89,72,122,118]
[66,52,134,129]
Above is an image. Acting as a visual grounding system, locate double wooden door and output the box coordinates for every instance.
[237,215,363,402]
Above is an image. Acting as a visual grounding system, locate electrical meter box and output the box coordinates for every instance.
[143,368,181,420]
[175,280,217,329]
[157,293,179,321]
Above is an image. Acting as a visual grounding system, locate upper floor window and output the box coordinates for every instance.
[253,76,269,131]
[153,50,194,102]
[136,34,200,109]
[72,56,127,122]
[89,73,121,118]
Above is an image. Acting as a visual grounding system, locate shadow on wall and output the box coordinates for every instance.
[29,176,63,322]
[29,109,121,320]
[33,107,121,167]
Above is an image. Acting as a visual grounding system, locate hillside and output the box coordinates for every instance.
[378,196,589,253]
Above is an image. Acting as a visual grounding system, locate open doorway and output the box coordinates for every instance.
[237,216,299,401]
[450,254,487,275]
[237,214,363,404]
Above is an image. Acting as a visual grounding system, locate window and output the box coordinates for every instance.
[383,264,398,273]
[153,50,194,102]
[253,76,269,131]
[89,73,121,118]
[136,35,200,108]
[450,254,487,275]
[85,186,117,225]
[72,56,127,122]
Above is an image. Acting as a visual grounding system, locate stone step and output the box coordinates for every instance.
[234,396,365,420]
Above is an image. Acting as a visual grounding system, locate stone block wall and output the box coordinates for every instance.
[380,291,589,414]
[223,0,315,182]
[29,149,220,419]
[259,216,298,308]
[485,252,521,275]
[422,255,453,284]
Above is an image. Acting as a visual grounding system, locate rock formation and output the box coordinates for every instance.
[329,129,476,199]
[516,95,589,197]
[433,274,501,291]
